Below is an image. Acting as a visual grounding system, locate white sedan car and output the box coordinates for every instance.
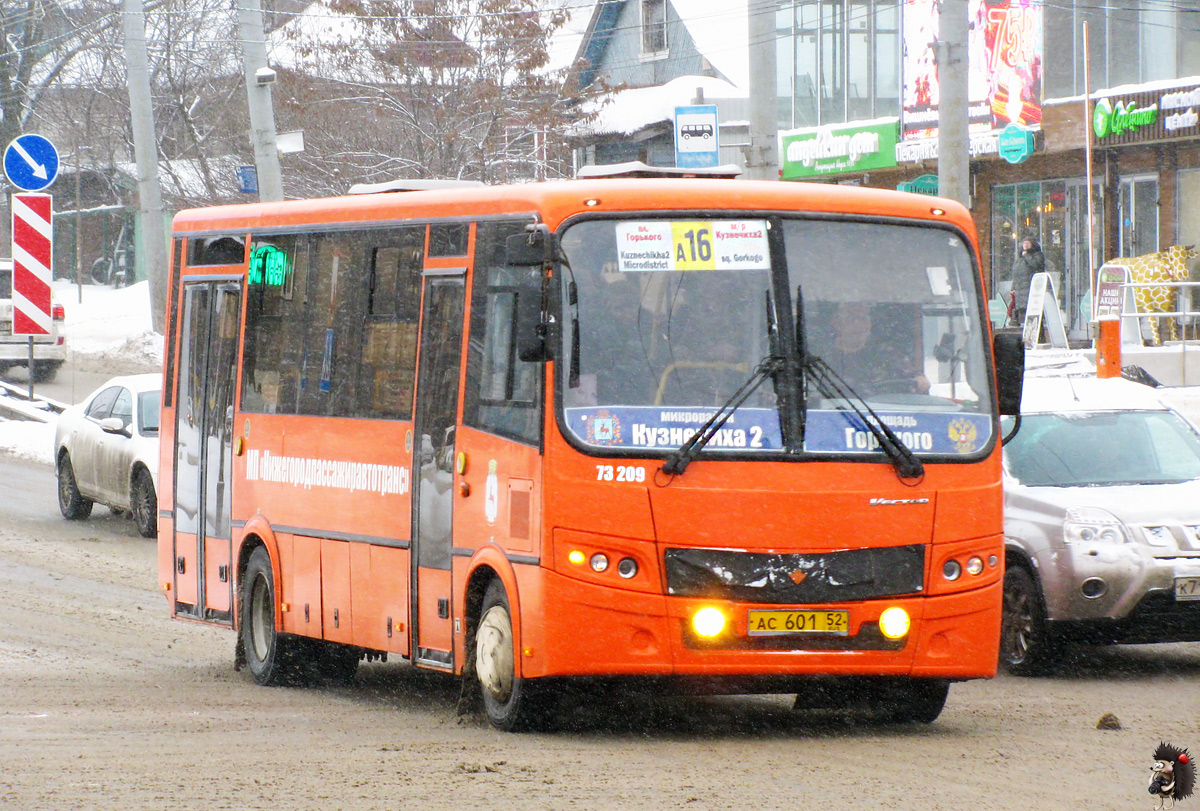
[1000,375,1200,674]
[54,373,161,537]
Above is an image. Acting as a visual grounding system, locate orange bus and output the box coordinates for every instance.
[159,172,1024,730]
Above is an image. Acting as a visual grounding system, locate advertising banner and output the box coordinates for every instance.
[902,0,1043,141]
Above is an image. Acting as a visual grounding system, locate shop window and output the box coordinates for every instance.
[777,0,899,129]
[1119,178,1159,259]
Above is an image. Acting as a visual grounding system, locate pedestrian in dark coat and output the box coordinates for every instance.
[1011,237,1045,318]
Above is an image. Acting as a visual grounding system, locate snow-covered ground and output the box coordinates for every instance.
[0,279,161,466]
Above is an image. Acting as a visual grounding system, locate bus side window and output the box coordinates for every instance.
[189,235,246,266]
[295,233,370,418]
[358,227,424,419]
[241,234,308,415]
[463,221,543,446]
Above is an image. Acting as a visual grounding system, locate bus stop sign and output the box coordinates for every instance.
[674,105,720,169]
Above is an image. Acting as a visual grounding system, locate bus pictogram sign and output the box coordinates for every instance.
[11,193,54,336]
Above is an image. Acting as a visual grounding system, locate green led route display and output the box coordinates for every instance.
[249,244,291,287]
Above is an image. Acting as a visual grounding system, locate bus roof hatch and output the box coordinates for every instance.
[575,161,742,180]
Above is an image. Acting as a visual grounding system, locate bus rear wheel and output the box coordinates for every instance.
[475,580,549,731]
[240,546,300,686]
[867,678,949,724]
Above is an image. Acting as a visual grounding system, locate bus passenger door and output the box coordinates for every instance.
[411,271,465,669]
[172,280,241,625]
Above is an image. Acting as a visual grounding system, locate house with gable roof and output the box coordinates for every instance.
[568,0,750,170]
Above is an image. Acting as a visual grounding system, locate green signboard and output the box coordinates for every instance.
[897,174,939,195]
[780,121,898,180]
[1093,97,1158,140]
[998,123,1035,164]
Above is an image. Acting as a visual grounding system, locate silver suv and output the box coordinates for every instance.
[0,258,67,382]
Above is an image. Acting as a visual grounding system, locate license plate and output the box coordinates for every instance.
[1175,577,1200,601]
[746,609,849,636]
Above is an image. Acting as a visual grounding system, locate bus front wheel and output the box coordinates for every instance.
[867,678,949,724]
[240,546,300,686]
[475,580,549,731]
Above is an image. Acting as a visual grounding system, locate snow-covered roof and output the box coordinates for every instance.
[547,0,598,75]
[1044,74,1200,106]
[577,74,744,137]
[115,156,244,203]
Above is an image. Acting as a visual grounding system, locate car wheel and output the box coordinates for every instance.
[240,546,302,686]
[867,678,950,724]
[131,469,157,538]
[30,361,61,383]
[57,454,94,520]
[1000,564,1058,676]
[475,579,550,731]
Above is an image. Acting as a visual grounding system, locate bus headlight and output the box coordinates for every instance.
[692,607,727,638]
[878,606,910,640]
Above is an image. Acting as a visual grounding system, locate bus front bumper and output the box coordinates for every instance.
[522,569,1000,681]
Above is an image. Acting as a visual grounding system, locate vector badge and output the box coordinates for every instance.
[1149,741,1195,810]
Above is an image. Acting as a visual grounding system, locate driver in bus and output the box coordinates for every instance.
[820,300,929,395]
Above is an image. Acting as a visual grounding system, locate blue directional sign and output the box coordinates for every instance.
[4,134,60,192]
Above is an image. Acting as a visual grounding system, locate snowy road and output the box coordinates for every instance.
[2,454,1200,810]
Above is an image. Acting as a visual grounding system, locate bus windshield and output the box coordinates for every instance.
[559,216,994,458]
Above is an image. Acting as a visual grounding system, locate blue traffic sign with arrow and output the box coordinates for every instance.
[4,134,60,191]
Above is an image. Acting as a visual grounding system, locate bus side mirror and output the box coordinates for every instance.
[515,274,550,362]
[993,329,1025,416]
[508,226,557,363]
[505,226,556,266]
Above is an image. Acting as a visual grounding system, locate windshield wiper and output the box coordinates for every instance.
[806,354,924,481]
[661,355,784,476]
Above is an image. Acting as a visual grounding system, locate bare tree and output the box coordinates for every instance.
[270,0,605,190]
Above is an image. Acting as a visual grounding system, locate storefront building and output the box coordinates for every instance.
[773,1,1200,341]
[571,2,1200,341]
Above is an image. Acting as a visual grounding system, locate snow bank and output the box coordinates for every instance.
[56,279,163,374]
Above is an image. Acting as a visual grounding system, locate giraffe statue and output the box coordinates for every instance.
[1116,245,1199,344]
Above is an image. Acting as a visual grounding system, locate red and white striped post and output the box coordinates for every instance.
[11,192,53,396]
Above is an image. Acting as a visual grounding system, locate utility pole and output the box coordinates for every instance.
[238,0,283,202]
[937,0,970,207]
[121,0,168,332]
[745,0,778,181]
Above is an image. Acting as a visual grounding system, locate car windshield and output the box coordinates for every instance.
[557,217,993,458]
[1004,410,1200,486]
[138,391,161,435]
